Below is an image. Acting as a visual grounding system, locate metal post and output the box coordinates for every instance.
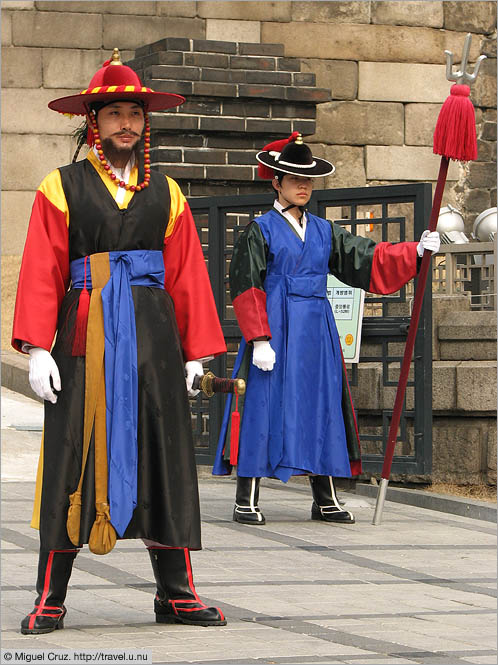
[372,478,389,525]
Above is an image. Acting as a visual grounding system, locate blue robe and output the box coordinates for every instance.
[214,209,354,481]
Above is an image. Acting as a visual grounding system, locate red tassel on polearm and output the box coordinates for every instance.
[229,393,240,465]
[257,131,300,179]
[433,84,477,162]
[72,256,90,356]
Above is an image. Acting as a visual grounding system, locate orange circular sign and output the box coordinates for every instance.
[345,334,354,346]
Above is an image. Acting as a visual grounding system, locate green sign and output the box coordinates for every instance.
[326,275,365,363]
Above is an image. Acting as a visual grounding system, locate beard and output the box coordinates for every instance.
[101,135,141,167]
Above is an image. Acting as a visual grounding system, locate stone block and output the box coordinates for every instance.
[2,46,42,87]
[487,421,497,483]
[239,43,285,57]
[313,101,404,146]
[480,122,497,142]
[300,59,357,100]
[481,36,497,59]
[206,165,254,181]
[200,116,245,133]
[2,88,81,135]
[432,420,483,478]
[206,19,260,44]
[224,100,270,118]
[191,39,237,54]
[185,52,229,69]
[183,149,226,165]
[230,55,276,71]
[238,83,284,100]
[286,87,330,103]
[292,120,317,136]
[371,1,443,28]
[472,58,497,109]
[1,191,35,255]
[147,65,201,81]
[13,10,102,48]
[307,144,366,189]
[136,37,191,57]
[277,57,301,72]
[198,1,291,22]
[365,146,462,181]
[4,1,34,8]
[156,1,197,17]
[439,311,496,339]
[468,162,498,189]
[359,63,450,103]
[42,48,108,89]
[349,363,382,410]
[193,81,237,97]
[432,294,471,360]
[456,361,497,412]
[261,22,480,64]
[441,341,497,361]
[246,118,292,135]
[464,188,491,216]
[432,362,457,410]
[443,1,497,34]
[405,104,442,146]
[36,1,156,13]
[291,1,370,23]
[2,10,12,46]
[2,134,72,190]
[103,15,204,51]
[271,102,315,119]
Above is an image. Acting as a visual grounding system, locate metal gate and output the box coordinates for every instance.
[188,183,433,476]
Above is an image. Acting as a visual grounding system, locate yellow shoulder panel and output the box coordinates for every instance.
[38,170,70,227]
[165,175,186,239]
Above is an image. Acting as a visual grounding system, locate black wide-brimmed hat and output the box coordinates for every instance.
[256,132,335,179]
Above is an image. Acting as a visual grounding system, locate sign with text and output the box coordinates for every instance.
[326,275,365,363]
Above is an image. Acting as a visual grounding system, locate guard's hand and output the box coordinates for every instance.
[252,340,276,372]
[185,360,203,397]
[28,347,61,404]
[417,230,440,257]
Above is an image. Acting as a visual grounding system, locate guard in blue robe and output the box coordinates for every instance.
[213,133,440,525]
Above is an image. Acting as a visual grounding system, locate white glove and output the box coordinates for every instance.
[28,347,61,404]
[417,230,440,257]
[252,340,276,372]
[185,360,203,397]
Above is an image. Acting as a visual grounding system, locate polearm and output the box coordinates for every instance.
[372,34,486,525]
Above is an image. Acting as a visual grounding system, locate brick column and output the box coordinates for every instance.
[127,38,330,196]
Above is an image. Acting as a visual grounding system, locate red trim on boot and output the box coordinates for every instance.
[28,549,78,631]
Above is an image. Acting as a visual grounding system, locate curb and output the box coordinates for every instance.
[1,350,41,403]
[356,483,497,523]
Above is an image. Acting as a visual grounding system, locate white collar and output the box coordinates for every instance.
[92,147,136,204]
[274,200,307,241]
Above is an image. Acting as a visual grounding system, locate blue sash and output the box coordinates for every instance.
[70,250,165,537]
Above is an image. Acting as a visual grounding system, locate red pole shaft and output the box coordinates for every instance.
[381,156,449,480]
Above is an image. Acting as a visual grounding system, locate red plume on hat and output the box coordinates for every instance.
[257,131,300,179]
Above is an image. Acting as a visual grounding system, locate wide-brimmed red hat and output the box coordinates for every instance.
[48,48,184,116]
[256,132,334,179]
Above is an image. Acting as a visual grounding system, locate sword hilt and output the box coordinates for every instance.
[192,371,246,397]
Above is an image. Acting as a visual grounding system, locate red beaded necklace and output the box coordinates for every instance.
[89,110,151,192]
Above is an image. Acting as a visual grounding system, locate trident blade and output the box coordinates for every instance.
[445,33,487,85]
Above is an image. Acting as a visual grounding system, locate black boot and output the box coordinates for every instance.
[233,476,265,525]
[309,476,355,524]
[148,547,226,626]
[21,549,78,635]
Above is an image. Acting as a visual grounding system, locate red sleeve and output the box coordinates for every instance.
[12,189,69,353]
[368,242,419,295]
[163,200,226,361]
[232,288,271,342]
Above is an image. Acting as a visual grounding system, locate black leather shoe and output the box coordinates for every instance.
[21,605,66,635]
[311,501,355,523]
[233,504,266,525]
[154,596,226,626]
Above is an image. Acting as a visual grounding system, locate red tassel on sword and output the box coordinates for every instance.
[372,34,487,525]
